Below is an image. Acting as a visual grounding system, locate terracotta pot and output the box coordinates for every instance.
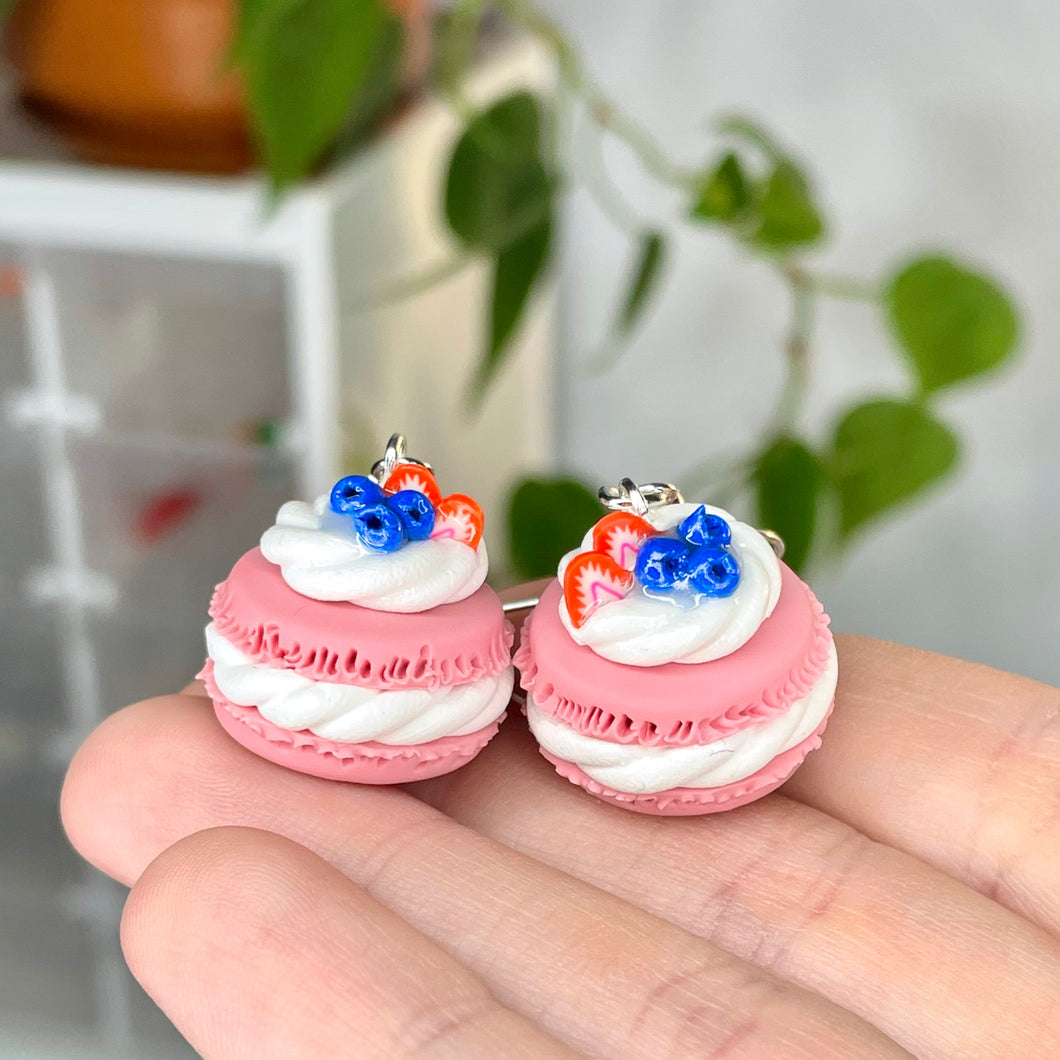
[4,0,431,175]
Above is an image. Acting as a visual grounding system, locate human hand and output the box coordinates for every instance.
[61,586,1060,1059]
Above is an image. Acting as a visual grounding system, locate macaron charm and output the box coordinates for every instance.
[200,434,513,784]
[516,479,838,815]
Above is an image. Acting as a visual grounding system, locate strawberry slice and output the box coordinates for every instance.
[591,511,654,570]
[382,462,442,505]
[563,551,634,628]
[430,493,484,549]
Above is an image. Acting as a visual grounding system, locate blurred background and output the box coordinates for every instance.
[0,0,1055,1056]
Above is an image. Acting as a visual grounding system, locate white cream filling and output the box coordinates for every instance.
[527,643,838,793]
[206,624,512,745]
[260,495,488,613]
[558,503,783,666]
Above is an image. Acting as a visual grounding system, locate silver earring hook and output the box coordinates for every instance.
[758,529,786,559]
[502,596,541,614]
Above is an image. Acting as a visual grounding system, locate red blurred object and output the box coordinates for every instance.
[134,486,203,545]
[0,266,23,297]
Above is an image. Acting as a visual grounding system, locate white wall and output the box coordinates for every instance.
[538,1,1060,683]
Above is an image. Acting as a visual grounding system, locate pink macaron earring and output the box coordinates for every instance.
[200,434,514,783]
[514,479,838,815]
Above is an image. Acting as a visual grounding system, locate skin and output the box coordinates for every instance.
[61,580,1060,1060]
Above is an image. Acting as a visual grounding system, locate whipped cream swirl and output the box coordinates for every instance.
[558,502,782,666]
[260,495,488,612]
[528,643,837,793]
[207,624,512,744]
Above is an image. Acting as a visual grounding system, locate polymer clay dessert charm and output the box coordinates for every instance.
[516,479,837,815]
[200,434,514,783]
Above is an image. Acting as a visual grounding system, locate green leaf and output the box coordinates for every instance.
[754,437,822,573]
[690,153,752,223]
[508,477,602,580]
[444,92,554,253]
[242,0,392,192]
[472,219,552,403]
[616,231,666,336]
[884,255,1019,394]
[329,15,405,157]
[229,0,291,66]
[751,158,825,250]
[829,399,959,538]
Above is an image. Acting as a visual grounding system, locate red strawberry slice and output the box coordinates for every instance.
[430,493,484,549]
[591,511,654,570]
[382,462,442,504]
[563,551,634,628]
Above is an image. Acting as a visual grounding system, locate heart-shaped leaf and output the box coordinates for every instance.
[241,0,396,192]
[829,399,959,539]
[690,152,752,223]
[885,255,1019,394]
[751,158,826,250]
[753,437,822,573]
[444,92,554,253]
[508,477,602,580]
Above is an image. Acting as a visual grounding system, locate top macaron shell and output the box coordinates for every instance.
[211,548,513,691]
[517,564,832,748]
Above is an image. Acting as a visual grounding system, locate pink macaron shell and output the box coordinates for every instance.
[537,699,834,816]
[204,663,505,784]
[517,567,831,747]
[210,548,512,691]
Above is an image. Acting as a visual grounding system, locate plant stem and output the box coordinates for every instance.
[354,253,474,309]
[764,268,817,437]
[783,263,879,301]
[576,110,643,235]
[439,0,489,117]
[496,0,699,192]
[681,456,752,507]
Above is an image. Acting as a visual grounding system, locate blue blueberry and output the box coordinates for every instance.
[330,475,384,515]
[635,537,692,592]
[388,489,435,540]
[353,502,407,552]
[678,505,732,548]
[686,545,740,597]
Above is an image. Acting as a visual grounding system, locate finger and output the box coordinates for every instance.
[412,722,1060,1060]
[124,827,582,1060]
[65,696,910,1060]
[780,635,1060,935]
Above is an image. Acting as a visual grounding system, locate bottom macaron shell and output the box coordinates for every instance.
[211,690,504,784]
[536,704,834,816]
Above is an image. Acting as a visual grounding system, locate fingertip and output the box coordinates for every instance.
[121,826,301,977]
[61,701,155,882]
[61,694,225,884]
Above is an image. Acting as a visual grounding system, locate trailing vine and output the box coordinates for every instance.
[228,0,1020,577]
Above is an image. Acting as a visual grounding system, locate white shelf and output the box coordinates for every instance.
[0,31,557,1056]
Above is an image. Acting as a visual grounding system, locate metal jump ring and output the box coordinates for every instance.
[371,432,432,482]
[598,478,685,517]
